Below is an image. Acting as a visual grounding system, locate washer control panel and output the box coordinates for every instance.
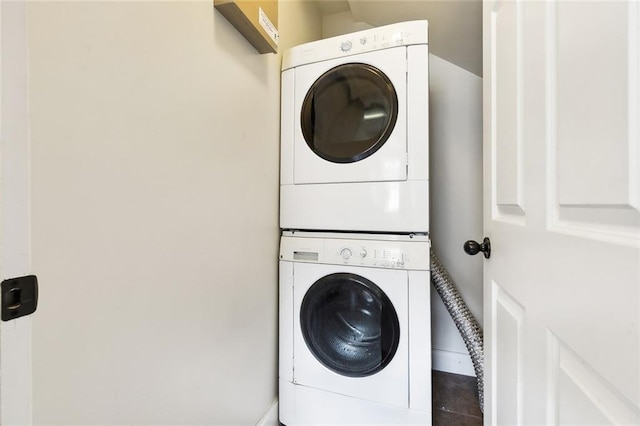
[280,233,430,271]
[331,242,408,268]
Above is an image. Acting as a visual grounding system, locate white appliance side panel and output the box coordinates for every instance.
[279,379,432,425]
[408,270,432,412]
[407,44,429,181]
[280,68,295,185]
[280,180,429,233]
[292,263,410,408]
[278,261,294,383]
[293,47,408,184]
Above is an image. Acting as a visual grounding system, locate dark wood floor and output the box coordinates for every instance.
[432,370,483,425]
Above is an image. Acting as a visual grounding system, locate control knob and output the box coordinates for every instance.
[340,248,352,260]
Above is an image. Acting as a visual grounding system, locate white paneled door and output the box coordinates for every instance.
[484,0,639,424]
[0,2,33,424]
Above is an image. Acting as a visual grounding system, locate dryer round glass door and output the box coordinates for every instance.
[300,272,400,377]
[300,63,398,163]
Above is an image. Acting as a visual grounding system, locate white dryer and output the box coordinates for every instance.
[279,231,431,425]
[280,21,430,234]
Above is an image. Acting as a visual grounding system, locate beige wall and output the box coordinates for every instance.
[280,0,323,52]
[322,10,373,38]
[28,1,320,424]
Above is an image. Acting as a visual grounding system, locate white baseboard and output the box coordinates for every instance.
[432,349,476,377]
[255,398,279,426]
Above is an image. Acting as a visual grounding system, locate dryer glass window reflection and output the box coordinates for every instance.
[301,64,398,163]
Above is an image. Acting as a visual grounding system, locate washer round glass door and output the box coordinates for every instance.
[300,272,400,377]
[300,63,398,163]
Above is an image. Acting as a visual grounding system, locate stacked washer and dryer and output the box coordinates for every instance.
[279,21,432,425]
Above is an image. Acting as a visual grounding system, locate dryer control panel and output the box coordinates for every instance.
[280,232,430,271]
[282,20,429,70]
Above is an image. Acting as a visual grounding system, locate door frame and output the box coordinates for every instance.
[0,2,33,424]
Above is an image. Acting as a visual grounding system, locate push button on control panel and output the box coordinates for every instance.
[340,40,353,52]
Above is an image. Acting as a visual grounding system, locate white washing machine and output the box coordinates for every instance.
[280,21,430,234]
[279,231,431,425]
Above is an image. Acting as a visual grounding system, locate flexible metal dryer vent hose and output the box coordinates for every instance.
[430,251,484,412]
